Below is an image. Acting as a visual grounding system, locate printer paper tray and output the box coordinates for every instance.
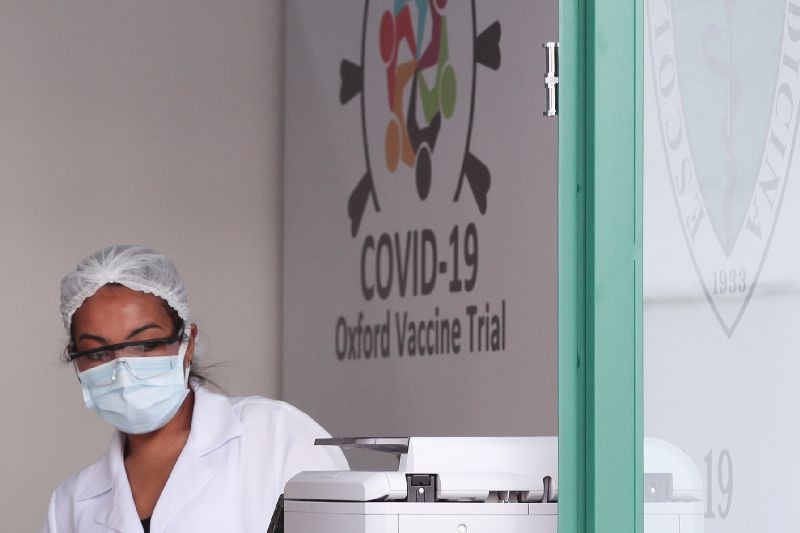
[285,501,557,533]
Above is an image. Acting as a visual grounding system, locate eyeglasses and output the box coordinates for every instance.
[69,327,185,372]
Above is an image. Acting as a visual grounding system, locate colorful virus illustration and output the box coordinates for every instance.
[340,0,501,237]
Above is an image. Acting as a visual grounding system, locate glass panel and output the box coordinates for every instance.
[645,0,800,531]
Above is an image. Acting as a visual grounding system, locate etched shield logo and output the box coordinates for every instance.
[647,0,800,335]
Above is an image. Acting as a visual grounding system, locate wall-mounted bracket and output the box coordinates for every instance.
[544,42,560,117]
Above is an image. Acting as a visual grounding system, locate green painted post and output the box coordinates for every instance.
[635,0,644,528]
[559,0,642,532]
[557,0,586,530]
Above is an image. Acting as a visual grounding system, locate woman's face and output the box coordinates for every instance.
[71,284,194,366]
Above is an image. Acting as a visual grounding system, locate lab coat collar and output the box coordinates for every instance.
[74,383,246,531]
[184,381,246,456]
[75,431,120,502]
[75,431,141,532]
[153,383,246,530]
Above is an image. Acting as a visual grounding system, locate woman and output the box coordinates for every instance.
[42,245,347,532]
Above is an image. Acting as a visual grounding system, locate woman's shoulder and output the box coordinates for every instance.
[50,462,93,499]
[193,385,348,470]
[196,384,332,440]
[228,393,305,417]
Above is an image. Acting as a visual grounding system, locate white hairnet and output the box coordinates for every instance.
[60,245,191,331]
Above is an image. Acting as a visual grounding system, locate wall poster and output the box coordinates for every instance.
[283,0,559,460]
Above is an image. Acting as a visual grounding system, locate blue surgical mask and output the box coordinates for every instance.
[78,340,190,435]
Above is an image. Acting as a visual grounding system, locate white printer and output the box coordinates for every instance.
[285,437,557,533]
[282,436,703,533]
[643,437,704,533]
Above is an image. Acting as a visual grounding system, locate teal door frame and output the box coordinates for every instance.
[558,1,643,532]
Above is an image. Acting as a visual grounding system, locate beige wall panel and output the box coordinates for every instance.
[0,1,285,530]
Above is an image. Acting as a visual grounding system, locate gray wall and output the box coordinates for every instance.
[0,1,285,530]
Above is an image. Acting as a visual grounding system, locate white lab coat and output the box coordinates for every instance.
[41,382,348,532]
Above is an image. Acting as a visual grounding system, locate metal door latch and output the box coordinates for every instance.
[543,42,559,117]
[406,474,437,502]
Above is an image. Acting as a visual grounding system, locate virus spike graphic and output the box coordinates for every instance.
[454,151,490,214]
[342,0,500,236]
[475,21,501,70]
[348,172,380,237]
[340,59,363,104]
